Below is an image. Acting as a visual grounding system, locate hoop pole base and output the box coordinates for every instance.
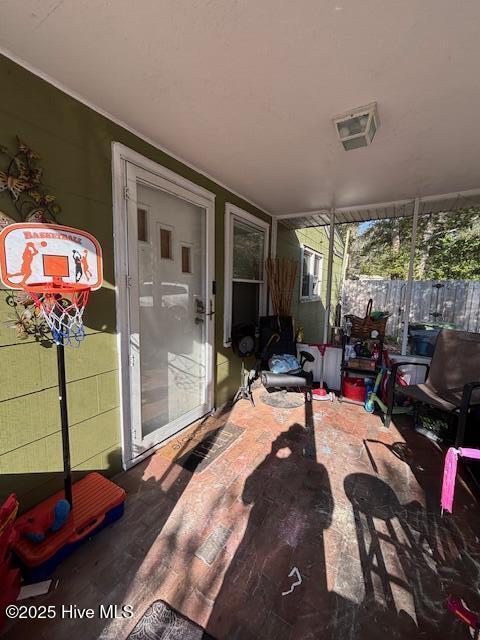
[56,336,73,509]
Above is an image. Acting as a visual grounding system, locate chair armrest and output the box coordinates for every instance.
[299,350,315,368]
[460,381,480,412]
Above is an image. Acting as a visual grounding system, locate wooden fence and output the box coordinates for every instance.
[342,279,480,340]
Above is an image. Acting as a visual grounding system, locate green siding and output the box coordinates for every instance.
[0,54,270,511]
[276,224,344,342]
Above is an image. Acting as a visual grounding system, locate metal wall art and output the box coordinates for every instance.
[0,136,60,224]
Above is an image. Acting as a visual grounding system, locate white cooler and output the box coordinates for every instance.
[388,353,430,385]
[297,344,342,391]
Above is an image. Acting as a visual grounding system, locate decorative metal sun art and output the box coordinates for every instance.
[0,137,61,342]
[0,136,60,224]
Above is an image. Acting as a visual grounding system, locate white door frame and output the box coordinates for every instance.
[112,143,216,469]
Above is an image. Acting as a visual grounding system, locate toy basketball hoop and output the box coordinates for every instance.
[0,223,102,346]
[0,223,103,509]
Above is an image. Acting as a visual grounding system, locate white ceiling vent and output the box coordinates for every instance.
[334,102,379,150]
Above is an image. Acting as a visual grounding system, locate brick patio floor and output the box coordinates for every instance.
[5,389,480,640]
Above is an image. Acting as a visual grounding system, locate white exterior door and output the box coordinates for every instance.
[114,147,215,467]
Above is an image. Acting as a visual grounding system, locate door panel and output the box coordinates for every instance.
[125,163,214,459]
[136,183,206,438]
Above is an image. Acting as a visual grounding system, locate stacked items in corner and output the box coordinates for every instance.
[341,335,384,404]
[340,300,388,406]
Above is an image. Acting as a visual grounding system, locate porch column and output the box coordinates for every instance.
[401,197,420,355]
[269,218,278,314]
[323,208,336,344]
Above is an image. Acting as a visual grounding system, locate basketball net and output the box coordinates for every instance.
[22,280,90,347]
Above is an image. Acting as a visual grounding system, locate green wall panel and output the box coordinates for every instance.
[67,376,101,426]
[276,224,344,343]
[64,332,118,382]
[0,387,59,454]
[97,370,120,414]
[1,431,63,475]
[69,409,121,468]
[0,341,58,402]
[0,53,271,511]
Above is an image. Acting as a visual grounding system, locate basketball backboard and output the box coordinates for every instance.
[0,223,103,290]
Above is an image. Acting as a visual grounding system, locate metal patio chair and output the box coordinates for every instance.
[385,329,480,446]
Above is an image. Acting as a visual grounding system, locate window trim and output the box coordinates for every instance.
[157,222,174,260]
[137,204,149,244]
[180,243,193,274]
[300,245,323,302]
[224,203,270,347]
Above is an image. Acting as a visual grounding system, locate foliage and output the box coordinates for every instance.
[3,290,52,346]
[345,208,480,280]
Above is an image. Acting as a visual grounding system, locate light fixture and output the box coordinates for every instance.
[334,102,379,150]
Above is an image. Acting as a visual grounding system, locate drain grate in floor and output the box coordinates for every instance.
[176,422,244,473]
[128,600,215,639]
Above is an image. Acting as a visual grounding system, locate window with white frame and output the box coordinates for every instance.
[224,204,269,345]
[300,246,323,301]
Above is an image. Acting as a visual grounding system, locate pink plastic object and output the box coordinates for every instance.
[447,595,479,629]
[441,447,480,513]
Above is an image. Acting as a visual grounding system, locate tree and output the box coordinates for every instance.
[345,208,480,280]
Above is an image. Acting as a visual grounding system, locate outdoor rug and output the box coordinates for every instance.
[260,390,305,408]
[128,600,215,639]
[176,422,244,473]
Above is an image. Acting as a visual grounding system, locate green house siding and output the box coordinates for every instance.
[0,54,270,511]
[276,224,344,343]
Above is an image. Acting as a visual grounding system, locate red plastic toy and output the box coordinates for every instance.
[13,473,125,582]
[0,494,21,630]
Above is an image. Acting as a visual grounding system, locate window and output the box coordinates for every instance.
[224,204,270,345]
[300,246,323,301]
[181,245,192,273]
[137,207,148,242]
[159,227,172,259]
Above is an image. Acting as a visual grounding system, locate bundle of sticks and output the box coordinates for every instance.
[265,257,298,316]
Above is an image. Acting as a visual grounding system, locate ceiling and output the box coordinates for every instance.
[1,0,480,216]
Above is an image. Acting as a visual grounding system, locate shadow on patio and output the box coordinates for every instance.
[5,390,480,640]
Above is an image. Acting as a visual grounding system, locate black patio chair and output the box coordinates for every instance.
[385,329,480,446]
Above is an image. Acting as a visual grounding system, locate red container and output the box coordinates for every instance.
[342,376,366,402]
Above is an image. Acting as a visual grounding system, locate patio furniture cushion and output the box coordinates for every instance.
[400,383,456,412]
[427,329,480,397]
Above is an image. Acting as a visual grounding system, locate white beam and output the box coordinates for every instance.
[274,209,330,220]
[323,209,336,344]
[268,218,278,314]
[274,187,480,225]
[401,197,420,355]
